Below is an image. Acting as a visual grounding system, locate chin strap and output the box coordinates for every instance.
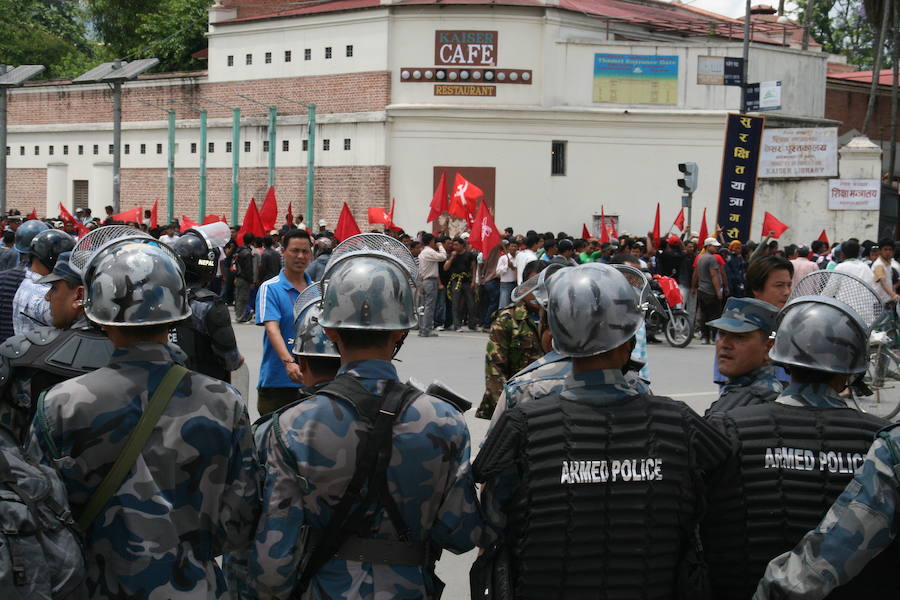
[391,331,409,360]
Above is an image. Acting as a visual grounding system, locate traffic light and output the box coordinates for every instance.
[677,162,699,193]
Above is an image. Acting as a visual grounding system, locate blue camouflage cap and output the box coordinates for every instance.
[36,251,82,286]
[707,297,778,334]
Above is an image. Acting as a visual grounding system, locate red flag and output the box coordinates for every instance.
[470,201,502,255]
[181,215,200,233]
[368,206,391,226]
[58,203,90,238]
[150,200,159,229]
[237,198,266,245]
[599,206,610,243]
[582,223,591,240]
[111,206,143,223]
[259,186,278,231]
[651,203,660,247]
[448,173,483,222]
[817,229,829,245]
[335,202,361,242]
[697,208,709,242]
[609,218,618,239]
[761,211,789,239]
[286,202,293,226]
[672,207,685,232]
[26,209,37,220]
[427,172,448,223]
[203,215,222,225]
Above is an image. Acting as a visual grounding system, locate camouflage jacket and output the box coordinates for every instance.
[248,360,482,599]
[754,424,900,599]
[476,303,542,419]
[705,365,784,415]
[29,342,260,599]
[776,381,850,409]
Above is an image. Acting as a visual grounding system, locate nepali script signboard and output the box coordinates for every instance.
[827,179,881,210]
[592,54,678,105]
[717,113,765,243]
[758,127,838,178]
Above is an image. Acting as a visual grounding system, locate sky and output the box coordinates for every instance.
[663,0,799,19]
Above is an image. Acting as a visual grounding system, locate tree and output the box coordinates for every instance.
[794,0,879,67]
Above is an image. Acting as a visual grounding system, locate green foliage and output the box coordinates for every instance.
[793,0,888,69]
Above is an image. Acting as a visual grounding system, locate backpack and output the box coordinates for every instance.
[0,442,86,599]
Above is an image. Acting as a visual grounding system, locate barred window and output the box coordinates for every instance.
[343,138,351,150]
[302,139,308,151]
[285,50,292,62]
[551,141,566,176]
[139,143,146,155]
[244,141,251,152]
[208,142,215,153]
[190,143,197,154]
[156,143,163,154]
[282,140,290,151]
[265,52,272,64]
[323,139,330,151]
[245,53,253,65]
[227,55,234,67]
[325,47,332,59]
[346,45,354,57]
[263,140,269,152]
[226,141,232,153]
[304,48,311,61]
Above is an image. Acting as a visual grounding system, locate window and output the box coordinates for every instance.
[93,144,99,155]
[323,139,330,151]
[346,45,354,57]
[124,144,130,155]
[4,147,8,156]
[34,146,40,156]
[302,139,308,151]
[344,138,351,150]
[208,142,215,153]
[19,146,24,156]
[245,53,252,65]
[226,141,232,153]
[325,47,332,59]
[265,52,272,64]
[78,145,84,155]
[285,50,292,62]
[190,142,197,154]
[108,144,114,154]
[244,141,251,152]
[551,140,566,176]
[304,48,311,60]
[140,143,146,155]
[227,55,234,67]
[263,140,269,152]
[63,145,69,155]
[48,146,54,156]
[156,143,163,154]
[282,140,290,151]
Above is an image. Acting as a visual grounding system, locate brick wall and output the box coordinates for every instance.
[7,169,46,216]
[9,71,391,125]
[117,166,389,228]
[826,84,896,140]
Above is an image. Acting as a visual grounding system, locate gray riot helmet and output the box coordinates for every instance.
[770,271,883,375]
[511,262,568,307]
[14,219,49,254]
[82,239,191,326]
[318,234,417,331]
[547,263,644,357]
[293,283,339,358]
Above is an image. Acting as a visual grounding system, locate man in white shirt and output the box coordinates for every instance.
[872,238,899,303]
[159,223,179,245]
[496,241,517,307]
[835,239,886,300]
[514,234,540,285]
[417,233,447,337]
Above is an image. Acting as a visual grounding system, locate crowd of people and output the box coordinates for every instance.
[1,204,900,600]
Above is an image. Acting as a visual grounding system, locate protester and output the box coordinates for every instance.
[233,233,256,322]
[418,233,447,337]
[444,236,478,331]
[694,237,724,344]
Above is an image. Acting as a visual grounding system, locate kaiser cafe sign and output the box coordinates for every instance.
[400,30,532,96]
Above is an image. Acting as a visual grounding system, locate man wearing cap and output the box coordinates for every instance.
[305,236,333,281]
[704,297,782,415]
[694,237,724,344]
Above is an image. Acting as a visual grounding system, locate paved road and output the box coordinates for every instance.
[232,322,720,598]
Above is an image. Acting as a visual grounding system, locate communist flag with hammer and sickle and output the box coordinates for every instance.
[448,172,483,226]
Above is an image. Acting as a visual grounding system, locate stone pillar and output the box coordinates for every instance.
[838,135,883,179]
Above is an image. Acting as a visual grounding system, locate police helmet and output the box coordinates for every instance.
[14,219,49,254]
[172,233,219,285]
[29,229,76,271]
[83,239,191,326]
[292,284,339,357]
[547,263,644,357]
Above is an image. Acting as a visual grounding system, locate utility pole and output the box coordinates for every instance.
[741,0,751,113]
[307,104,316,228]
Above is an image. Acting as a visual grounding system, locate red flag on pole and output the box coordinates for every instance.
[599,206,610,243]
[651,203,661,247]
[671,207,685,232]
[286,202,294,227]
[237,198,266,245]
[259,186,278,231]
[368,207,392,227]
[26,209,37,220]
[58,203,90,238]
[582,223,591,240]
[697,207,709,242]
[609,218,618,239]
[761,211,789,239]
[150,200,159,229]
[817,229,829,245]
[448,173,482,223]
[111,206,143,223]
[335,202,361,242]
[470,201,502,254]
[181,215,200,233]
[428,172,448,223]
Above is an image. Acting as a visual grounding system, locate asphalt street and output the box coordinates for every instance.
[232,321,720,599]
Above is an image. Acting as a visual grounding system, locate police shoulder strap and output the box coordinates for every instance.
[294,376,423,596]
[76,364,188,531]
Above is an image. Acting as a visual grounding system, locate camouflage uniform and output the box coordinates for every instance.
[775,381,851,410]
[248,360,482,599]
[30,342,260,599]
[705,365,783,415]
[754,423,900,600]
[476,302,541,419]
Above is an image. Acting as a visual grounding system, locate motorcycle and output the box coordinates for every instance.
[645,275,693,348]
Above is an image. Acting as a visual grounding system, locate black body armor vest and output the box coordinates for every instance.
[703,403,898,599]
[172,289,227,382]
[501,392,726,600]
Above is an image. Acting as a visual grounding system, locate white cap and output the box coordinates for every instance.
[704,237,721,247]
[318,219,327,226]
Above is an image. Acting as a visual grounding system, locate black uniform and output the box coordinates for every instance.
[171,287,241,382]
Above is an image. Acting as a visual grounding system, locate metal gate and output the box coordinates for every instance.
[72,180,89,211]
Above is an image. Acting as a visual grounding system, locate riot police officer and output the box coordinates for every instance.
[30,229,259,599]
[0,219,49,341]
[248,233,481,599]
[474,263,730,599]
[13,228,76,336]
[170,222,242,382]
[702,271,898,599]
